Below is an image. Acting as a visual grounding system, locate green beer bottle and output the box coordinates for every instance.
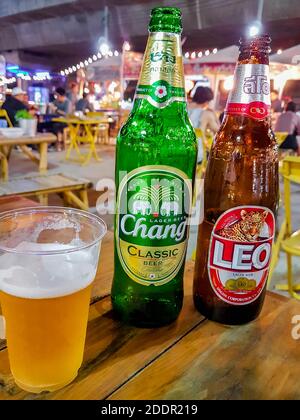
[112,7,197,327]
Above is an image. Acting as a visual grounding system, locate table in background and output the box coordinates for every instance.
[0,133,56,181]
[53,118,110,165]
[0,216,299,400]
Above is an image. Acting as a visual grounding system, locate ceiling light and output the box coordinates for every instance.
[249,24,260,37]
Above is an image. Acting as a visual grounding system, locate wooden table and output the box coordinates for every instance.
[0,198,300,400]
[0,133,56,181]
[0,173,92,209]
[53,118,110,165]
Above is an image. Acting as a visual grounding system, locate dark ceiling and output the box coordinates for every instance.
[1,0,300,71]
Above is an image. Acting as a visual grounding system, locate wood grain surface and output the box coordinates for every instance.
[110,292,300,400]
[1,196,300,400]
[0,196,40,212]
[0,133,56,147]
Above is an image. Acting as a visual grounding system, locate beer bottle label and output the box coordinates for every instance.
[135,32,185,108]
[226,64,271,120]
[116,165,192,286]
[208,206,275,305]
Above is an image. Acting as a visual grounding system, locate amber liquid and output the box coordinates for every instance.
[193,115,278,325]
[0,284,92,393]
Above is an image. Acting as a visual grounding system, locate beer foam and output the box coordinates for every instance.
[0,241,100,299]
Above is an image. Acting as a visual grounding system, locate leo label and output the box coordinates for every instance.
[116,165,192,286]
[226,64,271,120]
[135,32,185,108]
[208,206,275,305]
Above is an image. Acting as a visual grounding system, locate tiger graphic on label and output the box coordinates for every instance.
[217,210,268,242]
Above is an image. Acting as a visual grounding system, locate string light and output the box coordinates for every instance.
[183,48,218,59]
[277,49,282,55]
[123,41,131,51]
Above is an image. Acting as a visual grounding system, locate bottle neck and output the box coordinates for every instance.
[134,31,186,111]
[225,38,271,121]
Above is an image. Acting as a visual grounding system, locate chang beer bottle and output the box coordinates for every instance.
[112,7,197,327]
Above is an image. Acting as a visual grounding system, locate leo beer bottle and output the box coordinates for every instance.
[111,8,197,327]
[193,35,279,325]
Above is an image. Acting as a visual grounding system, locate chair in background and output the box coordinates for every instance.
[86,112,110,144]
[0,109,13,128]
[92,123,110,144]
[268,156,300,300]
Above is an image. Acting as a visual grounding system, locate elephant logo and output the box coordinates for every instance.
[131,183,180,218]
[132,200,152,216]
[160,201,179,216]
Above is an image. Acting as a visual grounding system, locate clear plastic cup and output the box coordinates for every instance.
[0,207,106,393]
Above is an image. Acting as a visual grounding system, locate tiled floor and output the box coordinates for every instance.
[5,143,300,297]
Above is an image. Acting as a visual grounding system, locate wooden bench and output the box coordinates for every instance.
[0,173,92,211]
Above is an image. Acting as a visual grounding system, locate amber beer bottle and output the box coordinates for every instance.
[193,35,279,325]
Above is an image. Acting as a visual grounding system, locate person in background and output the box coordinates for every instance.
[75,92,94,113]
[67,82,79,112]
[189,86,220,134]
[188,86,220,163]
[48,87,71,151]
[51,87,72,116]
[275,101,300,155]
[271,90,283,113]
[1,87,29,126]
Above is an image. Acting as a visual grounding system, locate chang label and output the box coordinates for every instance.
[116,165,192,286]
[135,32,185,108]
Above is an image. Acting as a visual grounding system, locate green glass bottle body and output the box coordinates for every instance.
[111,8,197,327]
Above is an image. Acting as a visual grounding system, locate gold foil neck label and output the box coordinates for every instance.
[136,32,185,108]
[138,32,184,89]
